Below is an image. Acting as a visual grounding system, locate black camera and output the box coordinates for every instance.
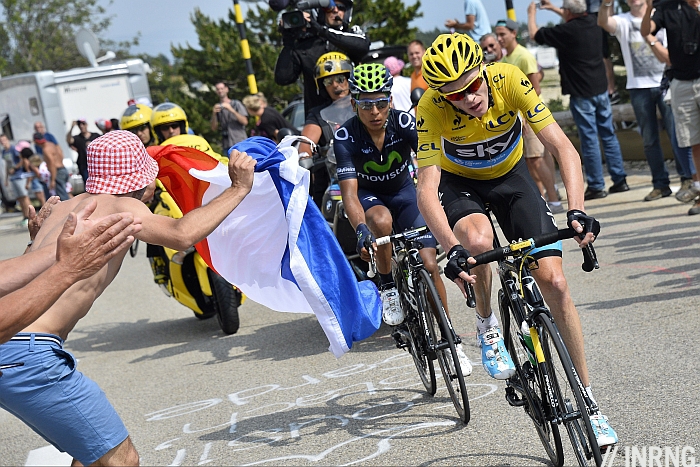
[271,0,331,30]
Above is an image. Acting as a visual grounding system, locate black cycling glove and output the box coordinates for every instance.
[444,245,471,282]
[566,209,601,237]
[356,223,375,256]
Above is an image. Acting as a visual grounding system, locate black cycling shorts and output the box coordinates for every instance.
[438,158,562,258]
[358,177,437,250]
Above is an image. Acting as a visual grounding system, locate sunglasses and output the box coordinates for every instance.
[325,3,347,11]
[440,67,485,102]
[158,123,180,131]
[322,75,347,87]
[129,124,150,134]
[355,97,391,111]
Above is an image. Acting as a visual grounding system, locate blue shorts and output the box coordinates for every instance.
[358,177,437,249]
[0,333,128,465]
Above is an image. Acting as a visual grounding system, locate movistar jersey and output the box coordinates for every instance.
[416,62,555,180]
[334,109,417,195]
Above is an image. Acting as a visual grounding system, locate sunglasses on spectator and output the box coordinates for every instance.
[322,75,347,87]
[439,67,484,101]
[355,97,391,111]
[158,123,181,131]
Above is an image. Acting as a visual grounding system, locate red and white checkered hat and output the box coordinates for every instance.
[85,130,159,194]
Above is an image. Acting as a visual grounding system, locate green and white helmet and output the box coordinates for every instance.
[348,63,393,97]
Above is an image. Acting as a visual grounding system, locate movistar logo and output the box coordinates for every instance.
[363,151,402,173]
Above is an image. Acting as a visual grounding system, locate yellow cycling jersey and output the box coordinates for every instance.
[416,62,555,180]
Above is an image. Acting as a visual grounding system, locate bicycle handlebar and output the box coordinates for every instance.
[470,227,599,272]
[374,225,429,247]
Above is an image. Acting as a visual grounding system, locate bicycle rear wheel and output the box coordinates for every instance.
[393,259,436,395]
[499,291,563,467]
[536,314,602,467]
[416,268,470,424]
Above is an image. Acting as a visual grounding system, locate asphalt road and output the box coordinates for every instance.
[1,170,699,466]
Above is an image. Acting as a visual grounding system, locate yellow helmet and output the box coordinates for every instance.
[120,104,152,130]
[422,33,483,89]
[151,102,190,144]
[314,52,353,91]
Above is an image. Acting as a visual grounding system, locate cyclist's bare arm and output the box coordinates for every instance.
[535,123,594,246]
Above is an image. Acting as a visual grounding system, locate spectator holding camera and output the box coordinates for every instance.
[642,0,700,215]
[274,0,370,117]
[211,81,249,154]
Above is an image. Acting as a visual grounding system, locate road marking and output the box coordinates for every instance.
[25,445,71,466]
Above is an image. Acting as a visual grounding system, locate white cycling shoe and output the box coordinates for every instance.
[381,287,404,326]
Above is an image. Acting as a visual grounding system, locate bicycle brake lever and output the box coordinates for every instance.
[576,231,599,272]
[457,257,477,308]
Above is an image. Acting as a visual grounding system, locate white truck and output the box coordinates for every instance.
[0,59,151,186]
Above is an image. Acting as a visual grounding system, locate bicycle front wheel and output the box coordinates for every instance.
[536,314,602,467]
[499,291,563,467]
[416,268,470,424]
[394,260,436,395]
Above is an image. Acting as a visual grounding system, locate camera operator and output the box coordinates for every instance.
[274,0,370,117]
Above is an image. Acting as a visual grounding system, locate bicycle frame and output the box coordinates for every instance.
[466,209,603,466]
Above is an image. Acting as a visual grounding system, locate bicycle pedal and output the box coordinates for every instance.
[505,387,527,407]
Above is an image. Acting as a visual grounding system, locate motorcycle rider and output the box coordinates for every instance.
[298,51,354,207]
[151,103,225,162]
[274,0,370,117]
[334,63,472,373]
[120,103,153,146]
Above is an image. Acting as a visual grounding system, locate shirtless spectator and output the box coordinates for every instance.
[33,121,59,156]
[0,130,255,466]
[0,200,140,343]
[34,132,69,201]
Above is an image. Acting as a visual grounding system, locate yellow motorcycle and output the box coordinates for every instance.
[141,135,244,334]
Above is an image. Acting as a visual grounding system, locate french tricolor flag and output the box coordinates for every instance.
[147,137,381,357]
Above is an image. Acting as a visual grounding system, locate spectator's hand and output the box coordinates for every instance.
[213,103,222,114]
[55,210,141,282]
[227,150,256,193]
[528,2,538,14]
[445,18,459,29]
[27,196,60,241]
[540,0,554,9]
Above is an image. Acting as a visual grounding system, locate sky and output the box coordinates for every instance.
[99,0,562,59]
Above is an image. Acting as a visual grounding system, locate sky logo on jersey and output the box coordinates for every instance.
[442,118,522,169]
[363,150,402,173]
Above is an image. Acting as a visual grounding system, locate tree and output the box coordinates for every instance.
[154,0,425,148]
[353,0,422,47]
[0,0,136,76]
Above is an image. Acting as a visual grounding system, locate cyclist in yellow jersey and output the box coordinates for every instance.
[416,33,617,447]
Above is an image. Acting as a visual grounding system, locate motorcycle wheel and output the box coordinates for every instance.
[207,270,241,335]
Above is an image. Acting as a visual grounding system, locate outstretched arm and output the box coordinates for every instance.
[132,149,256,251]
[0,209,140,343]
